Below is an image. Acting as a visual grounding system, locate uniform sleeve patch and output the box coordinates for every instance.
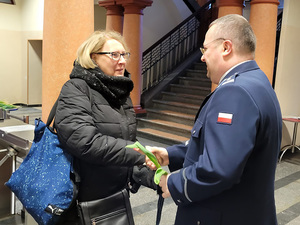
[217,112,233,125]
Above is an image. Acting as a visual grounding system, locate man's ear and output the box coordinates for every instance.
[222,40,232,56]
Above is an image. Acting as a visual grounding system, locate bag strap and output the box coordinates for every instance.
[156,192,164,225]
[46,82,94,128]
[46,99,58,127]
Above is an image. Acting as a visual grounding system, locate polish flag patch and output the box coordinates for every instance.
[217,113,233,124]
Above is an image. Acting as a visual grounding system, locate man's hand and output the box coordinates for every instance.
[145,146,169,170]
[159,174,171,198]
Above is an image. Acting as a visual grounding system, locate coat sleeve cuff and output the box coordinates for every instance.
[168,168,193,206]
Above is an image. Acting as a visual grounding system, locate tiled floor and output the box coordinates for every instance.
[0,107,300,224]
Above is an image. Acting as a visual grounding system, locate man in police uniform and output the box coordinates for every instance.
[146,14,282,225]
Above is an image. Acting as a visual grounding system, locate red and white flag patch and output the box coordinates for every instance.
[217,113,233,124]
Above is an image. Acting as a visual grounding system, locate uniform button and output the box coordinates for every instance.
[197,221,201,225]
[192,130,196,134]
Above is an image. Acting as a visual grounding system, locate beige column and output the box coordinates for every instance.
[217,0,244,16]
[98,0,124,33]
[42,0,94,121]
[119,0,152,114]
[249,0,280,85]
[210,0,244,91]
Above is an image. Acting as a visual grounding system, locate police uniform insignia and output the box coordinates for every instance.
[221,76,234,86]
[217,112,233,124]
[220,73,239,86]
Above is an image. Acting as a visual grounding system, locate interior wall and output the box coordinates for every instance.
[21,0,43,105]
[0,1,22,104]
[142,0,191,51]
[28,40,42,105]
[275,0,300,146]
[0,0,43,105]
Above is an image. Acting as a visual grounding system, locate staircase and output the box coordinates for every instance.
[137,61,211,145]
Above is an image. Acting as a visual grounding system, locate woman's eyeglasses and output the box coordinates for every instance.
[95,52,130,61]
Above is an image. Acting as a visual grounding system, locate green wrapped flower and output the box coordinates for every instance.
[0,101,18,110]
[126,141,168,185]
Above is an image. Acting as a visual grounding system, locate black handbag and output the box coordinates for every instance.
[77,189,134,225]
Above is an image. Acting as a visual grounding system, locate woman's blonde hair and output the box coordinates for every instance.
[76,30,128,69]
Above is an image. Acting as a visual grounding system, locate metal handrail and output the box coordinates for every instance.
[141,0,215,93]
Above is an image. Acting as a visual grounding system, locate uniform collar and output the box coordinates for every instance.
[217,60,259,88]
[218,60,253,84]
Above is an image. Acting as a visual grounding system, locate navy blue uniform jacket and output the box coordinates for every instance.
[166,61,282,225]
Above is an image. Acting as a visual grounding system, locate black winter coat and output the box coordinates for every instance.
[55,64,145,202]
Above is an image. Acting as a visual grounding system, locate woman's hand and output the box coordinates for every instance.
[132,147,144,155]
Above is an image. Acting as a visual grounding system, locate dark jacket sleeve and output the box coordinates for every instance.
[167,85,259,205]
[167,142,188,172]
[55,79,145,166]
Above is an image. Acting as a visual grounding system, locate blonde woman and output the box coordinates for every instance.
[55,30,153,225]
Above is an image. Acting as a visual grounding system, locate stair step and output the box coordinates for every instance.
[138,118,193,130]
[170,84,211,96]
[146,108,195,119]
[179,76,211,87]
[152,99,199,115]
[146,108,195,126]
[193,62,207,70]
[179,76,210,82]
[137,118,192,138]
[185,69,207,78]
[137,128,189,145]
[161,91,205,105]
[138,60,207,145]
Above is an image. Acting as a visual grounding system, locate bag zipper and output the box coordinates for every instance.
[91,208,126,224]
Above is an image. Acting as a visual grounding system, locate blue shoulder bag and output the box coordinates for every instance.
[6,99,78,225]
